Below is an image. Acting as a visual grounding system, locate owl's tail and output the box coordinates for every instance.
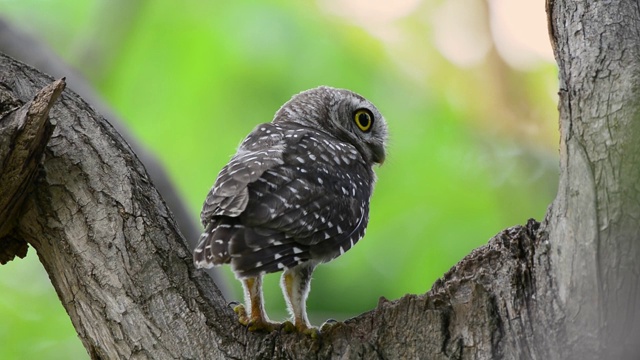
[193,220,242,268]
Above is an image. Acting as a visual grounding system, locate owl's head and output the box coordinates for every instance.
[274,86,388,165]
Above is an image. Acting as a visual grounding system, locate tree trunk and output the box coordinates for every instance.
[542,0,640,358]
[0,0,639,358]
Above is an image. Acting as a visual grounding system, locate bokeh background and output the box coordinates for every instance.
[0,0,558,358]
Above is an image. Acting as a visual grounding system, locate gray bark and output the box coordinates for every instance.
[0,0,639,358]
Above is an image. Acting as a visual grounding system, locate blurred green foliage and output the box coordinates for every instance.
[0,0,558,358]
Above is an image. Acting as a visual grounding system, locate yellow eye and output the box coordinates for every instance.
[353,109,373,132]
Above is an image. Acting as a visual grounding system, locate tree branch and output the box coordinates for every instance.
[0,53,553,359]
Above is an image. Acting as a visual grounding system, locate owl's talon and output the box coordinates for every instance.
[227,301,241,309]
[320,319,338,333]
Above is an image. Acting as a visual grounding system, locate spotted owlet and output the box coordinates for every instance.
[194,86,387,335]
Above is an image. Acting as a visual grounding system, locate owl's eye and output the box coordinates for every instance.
[353,109,373,132]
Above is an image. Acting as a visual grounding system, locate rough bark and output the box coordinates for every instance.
[0,76,62,263]
[1,0,639,357]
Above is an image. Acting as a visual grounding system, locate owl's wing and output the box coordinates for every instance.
[241,172,367,245]
[200,123,286,224]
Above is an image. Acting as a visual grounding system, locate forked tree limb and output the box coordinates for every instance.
[0,53,550,359]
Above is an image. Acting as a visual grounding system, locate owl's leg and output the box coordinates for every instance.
[235,276,279,332]
[281,263,318,336]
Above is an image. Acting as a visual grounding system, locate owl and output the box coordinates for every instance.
[194,86,387,335]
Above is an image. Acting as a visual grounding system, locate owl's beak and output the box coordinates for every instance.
[372,144,386,165]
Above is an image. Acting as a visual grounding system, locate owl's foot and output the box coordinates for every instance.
[233,304,280,332]
[281,320,321,338]
[304,327,321,339]
[232,303,249,323]
[281,320,296,333]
